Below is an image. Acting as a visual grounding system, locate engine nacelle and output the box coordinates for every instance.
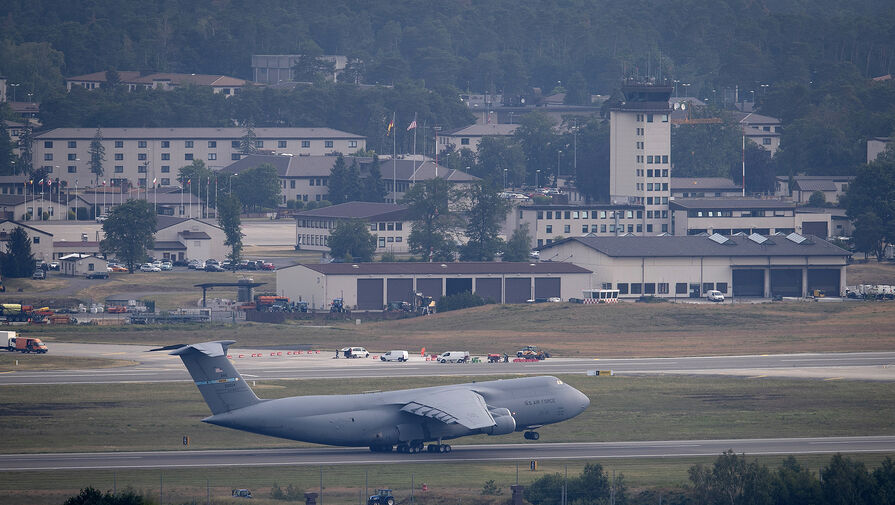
[482,408,516,436]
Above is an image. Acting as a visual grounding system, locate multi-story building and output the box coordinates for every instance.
[669,199,833,238]
[506,203,646,248]
[294,202,411,254]
[66,71,250,96]
[867,136,891,163]
[251,54,348,84]
[32,127,366,190]
[774,176,854,205]
[437,124,518,153]
[671,177,743,198]
[609,80,673,235]
[732,111,782,154]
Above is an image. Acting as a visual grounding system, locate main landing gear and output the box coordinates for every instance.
[426,443,451,453]
[524,431,540,440]
[370,441,453,454]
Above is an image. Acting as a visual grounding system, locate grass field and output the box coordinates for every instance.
[5,453,894,505]
[15,300,895,358]
[2,374,893,454]
[0,353,136,371]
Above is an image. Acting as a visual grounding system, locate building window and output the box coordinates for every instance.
[138,153,147,161]
[161,153,170,160]
[67,141,77,148]
[138,165,147,173]
[631,283,642,294]
[647,114,654,123]
[395,222,402,231]
[114,165,123,173]
[278,141,287,148]
[161,178,170,185]
[68,166,76,173]
[138,140,147,148]
[646,224,653,233]
[676,283,687,294]
[44,141,54,148]
[255,140,264,148]
[161,165,170,173]
[461,138,470,145]
[662,155,669,164]
[302,140,310,148]
[647,156,653,164]
[290,180,296,189]
[545,225,552,234]
[564,225,571,233]
[115,141,124,148]
[716,282,728,293]
[185,141,194,148]
[703,282,714,293]
[161,141,170,148]
[208,141,217,148]
[582,225,588,233]
[114,153,123,161]
[617,283,629,294]
[325,140,334,148]
[232,154,240,160]
[44,153,53,161]
[379,237,386,248]
[644,283,655,294]
[208,153,217,160]
[763,138,771,145]
[349,140,357,148]
[185,153,193,160]
[658,283,669,294]
[231,141,240,148]
[67,153,76,161]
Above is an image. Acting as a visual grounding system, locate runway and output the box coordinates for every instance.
[2,343,894,384]
[3,436,894,471]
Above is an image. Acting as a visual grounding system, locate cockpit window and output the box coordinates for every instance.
[556,379,563,385]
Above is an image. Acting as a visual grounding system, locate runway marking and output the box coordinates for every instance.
[748,375,768,379]
[824,377,844,381]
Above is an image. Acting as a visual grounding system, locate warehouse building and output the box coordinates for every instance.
[538,233,850,299]
[276,262,593,311]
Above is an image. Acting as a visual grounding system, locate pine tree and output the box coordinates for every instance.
[364,155,387,202]
[17,123,34,175]
[0,122,16,175]
[0,227,36,278]
[345,158,363,202]
[327,154,348,204]
[239,122,258,155]
[88,127,105,186]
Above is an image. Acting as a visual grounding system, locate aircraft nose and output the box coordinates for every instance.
[571,387,590,414]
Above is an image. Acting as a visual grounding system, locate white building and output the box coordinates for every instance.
[539,234,850,299]
[294,202,411,254]
[774,176,854,205]
[153,216,227,263]
[32,127,366,190]
[437,123,518,153]
[0,220,53,261]
[609,80,673,235]
[60,254,108,277]
[671,177,743,198]
[669,199,834,238]
[867,137,891,163]
[66,71,250,96]
[506,203,646,249]
[276,262,593,311]
[251,54,348,84]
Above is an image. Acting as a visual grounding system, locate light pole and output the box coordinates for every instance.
[503,168,507,189]
[535,169,540,189]
[556,150,562,188]
[9,83,19,102]
[673,79,680,97]
[682,83,691,97]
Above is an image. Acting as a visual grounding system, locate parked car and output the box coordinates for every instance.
[139,263,156,273]
[108,265,128,273]
[437,351,470,363]
[204,263,225,272]
[261,262,276,271]
[380,350,409,362]
[160,262,173,271]
[205,259,220,267]
[706,290,725,302]
[86,271,109,279]
[31,269,46,280]
[187,259,200,269]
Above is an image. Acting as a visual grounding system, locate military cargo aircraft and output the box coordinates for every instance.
[155,340,590,453]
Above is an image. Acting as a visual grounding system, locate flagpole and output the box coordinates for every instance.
[180,179,183,217]
[412,113,417,184]
[392,112,396,203]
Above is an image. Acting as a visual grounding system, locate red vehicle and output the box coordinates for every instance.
[261,262,276,271]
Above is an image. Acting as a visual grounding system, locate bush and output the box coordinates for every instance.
[437,291,491,312]
[270,482,304,501]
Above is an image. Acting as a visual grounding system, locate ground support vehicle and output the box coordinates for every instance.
[488,353,509,363]
[367,489,395,505]
[0,304,40,322]
[380,350,408,362]
[3,332,48,353]
[231,489,253,499]
[437,351,469,363]
[517,346,550,360]
[330,298,346,313]
[341,347,370,358]
[256,296,292,312]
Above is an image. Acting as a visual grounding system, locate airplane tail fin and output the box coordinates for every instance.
[153,341,261,415]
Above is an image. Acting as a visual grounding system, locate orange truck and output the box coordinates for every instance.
[2,331,48,354]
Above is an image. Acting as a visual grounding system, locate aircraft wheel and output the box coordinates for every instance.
[386,498,395,505]
[445,445,451,453]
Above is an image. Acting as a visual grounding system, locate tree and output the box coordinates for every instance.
[239,122,258,156]
[17,123,34,175]
[671,116,743,178]
[0,227,35,278]
[475,136,525,188]
[217,194,243,266]
[178,160,215,197]
[459,181,508,261]
[844,158,895,258]
[232,164,281,211]
[514,112,559,186]
[327,154,349,204]
[0,122,16,175]
[821,454,875,505]
[807,190,827,207]
[292,50,336,83]
[328,219,376,262]
[571,117,611,202]
[363,155,387,202]
[853,212,886,260]
[100,199,157,273]
[772,456,822,505]
[502,225,532,262]
[402,178,460,262]
[345,158,364,202]
[63,486,150,505]
[88,127,105,186]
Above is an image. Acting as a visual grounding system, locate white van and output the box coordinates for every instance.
[706,290,725,302]
[380,350,409,362]
[437,351,469,363]
[341,347,370,358]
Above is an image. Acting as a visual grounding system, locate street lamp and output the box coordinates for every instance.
[503,168,508,189]
[556,150,562,188]
[535,169,540,189]
[682,83,691,97]
[9,83,19,102]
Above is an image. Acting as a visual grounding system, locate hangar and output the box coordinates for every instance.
[276,262,593,311]
[538,233,851,299]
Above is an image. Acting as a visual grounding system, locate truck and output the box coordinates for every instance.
[517,345,550,360]
[3,331,48,353]
[0,303,41,322]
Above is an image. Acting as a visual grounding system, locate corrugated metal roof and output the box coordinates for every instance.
[542,235,850,258]
[793,180,837,192]
[294,202,409,221]
[287,261,592,275]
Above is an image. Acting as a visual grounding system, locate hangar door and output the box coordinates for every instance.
[802,221,828,239]
[357,278,384,310]
[446,278,473,296]
[416,278,443,299]
[475,278,502,303]
[808,269,840,295]
[534,278,561,299]
[733,269,764,297]
[387,278,414,303]
[770,269,802,297]
[505,278,532,303]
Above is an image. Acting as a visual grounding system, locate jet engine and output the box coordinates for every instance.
[482,408,516,436]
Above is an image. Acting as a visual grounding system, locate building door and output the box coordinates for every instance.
[807,269,840,295]
[732,270,763,297]
[356,278,384,310]
[770,269,802,297]
[505,278,532,303]
[445,278,473,296]
[475,278,502,303]
[534,278,561,299]
[416,278,443,299]
[387,278,414,303]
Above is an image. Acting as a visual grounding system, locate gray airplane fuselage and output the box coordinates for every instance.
[204,376,589,447]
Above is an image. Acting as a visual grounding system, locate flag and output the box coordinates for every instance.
[102,180,106,186]
[407,119,417,131]
[187,179,191,184]
[38,179,43,185]
[152,178,157,184]
[387,118,394,136]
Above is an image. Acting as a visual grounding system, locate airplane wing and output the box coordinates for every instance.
[400,388,495,429]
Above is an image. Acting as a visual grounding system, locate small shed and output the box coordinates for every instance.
[60,253,109,277]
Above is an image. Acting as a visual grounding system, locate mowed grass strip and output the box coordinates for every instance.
[0,353,136,371]
[19,301,895,357]
[4,454,895,505]
[1,375,893,454]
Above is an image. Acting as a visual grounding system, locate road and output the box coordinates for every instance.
[2,343,895,384]
[3,436,894,471]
